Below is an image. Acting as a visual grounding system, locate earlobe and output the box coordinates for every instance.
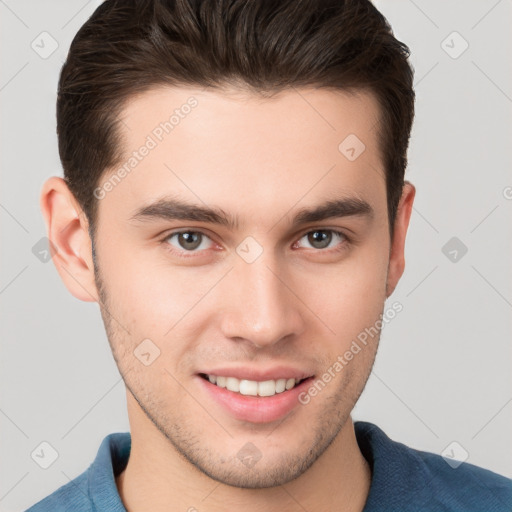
[40,176,99,302]
[386,181,416,298]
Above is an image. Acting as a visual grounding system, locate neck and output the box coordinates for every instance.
[116,396,371,512]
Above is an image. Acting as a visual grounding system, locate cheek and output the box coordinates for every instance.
[295,244,388,339]
[98,241,175,319]
[101,247,224,359]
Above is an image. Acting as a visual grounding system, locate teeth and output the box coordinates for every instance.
[205,375,303,396]
[285,378,295,390]
[226,377,240,392]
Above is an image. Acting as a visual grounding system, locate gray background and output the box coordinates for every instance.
[1,1,511,510]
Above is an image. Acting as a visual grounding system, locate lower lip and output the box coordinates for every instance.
[197,375,314,424]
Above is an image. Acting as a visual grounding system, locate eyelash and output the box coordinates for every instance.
[160,228,351,258]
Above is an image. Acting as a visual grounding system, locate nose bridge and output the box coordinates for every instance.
[220,250,305,347]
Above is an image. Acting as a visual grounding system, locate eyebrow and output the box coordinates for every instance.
[129,196,374,230]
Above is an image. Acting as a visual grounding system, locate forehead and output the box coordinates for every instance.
[99,85,386,227]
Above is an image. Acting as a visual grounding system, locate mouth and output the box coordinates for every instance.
[198,373,311,397]
[197,370,315,423]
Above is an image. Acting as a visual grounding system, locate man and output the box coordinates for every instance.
[27,0,512,511]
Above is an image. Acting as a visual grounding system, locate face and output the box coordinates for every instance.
[84,86,406,487]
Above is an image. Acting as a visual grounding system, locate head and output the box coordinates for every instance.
[42,0,416,488]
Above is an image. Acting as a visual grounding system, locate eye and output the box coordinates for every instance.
[294,229,349,251]
[161,228,350,258]
[163,230,215,254]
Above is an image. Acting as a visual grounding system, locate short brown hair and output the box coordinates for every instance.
[57,0,415,241]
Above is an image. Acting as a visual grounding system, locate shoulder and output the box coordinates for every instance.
[24,432,130,512]
[413,446,512,510]
[24,471,92,512]
[416,448,512,511]
[355,421,512,511]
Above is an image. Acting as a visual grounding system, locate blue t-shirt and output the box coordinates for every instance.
[25,421,512,511]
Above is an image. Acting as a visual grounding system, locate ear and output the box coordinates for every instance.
[40,176,99,302]
[386,180,416,298]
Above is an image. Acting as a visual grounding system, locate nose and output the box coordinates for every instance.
[219,254,306,349]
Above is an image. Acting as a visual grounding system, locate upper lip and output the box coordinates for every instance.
[199,366,314,382]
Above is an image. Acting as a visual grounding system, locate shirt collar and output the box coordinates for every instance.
[354,420,430,511]
[88,432,130,512]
